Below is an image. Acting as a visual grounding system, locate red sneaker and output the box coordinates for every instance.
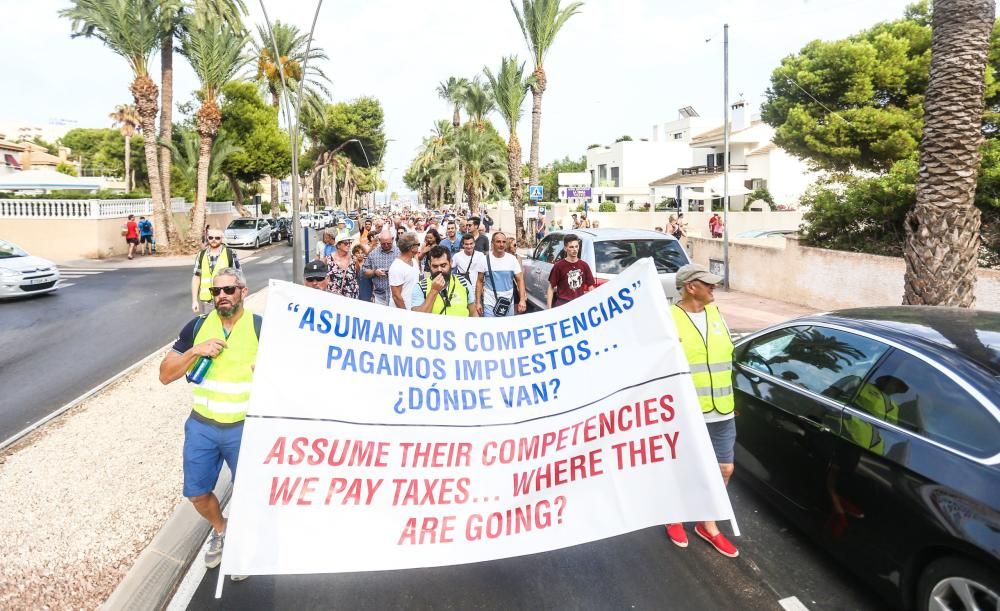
[665,523,688,548]
[694,522,739,558]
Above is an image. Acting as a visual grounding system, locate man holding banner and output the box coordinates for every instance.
[665,264,739,558]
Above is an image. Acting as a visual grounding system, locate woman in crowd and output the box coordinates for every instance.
[418,228,442,274]
[325,233,360,298]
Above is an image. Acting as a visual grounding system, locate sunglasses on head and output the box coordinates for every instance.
[208,285,241,296]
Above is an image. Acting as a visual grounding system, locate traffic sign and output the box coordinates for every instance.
[528,185,544,200]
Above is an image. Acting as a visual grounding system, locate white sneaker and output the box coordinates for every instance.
[230,574,249,582]
[204,530,225,568]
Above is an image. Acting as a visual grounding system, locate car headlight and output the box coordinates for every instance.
[0,268,23,281]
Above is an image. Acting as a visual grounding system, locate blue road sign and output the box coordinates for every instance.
[528,185,544,200]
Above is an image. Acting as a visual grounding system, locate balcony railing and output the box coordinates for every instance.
[679,164,748,175]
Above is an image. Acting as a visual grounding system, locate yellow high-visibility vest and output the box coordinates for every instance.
[672,303,735,415]
[197,248,233,302]
[417,275,471,316]
[844,383,900,453]
[190,310,258,424]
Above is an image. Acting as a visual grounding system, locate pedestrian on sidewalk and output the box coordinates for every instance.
[547,233,595,308]
[710,213,724,239]
[482,210,494,234]
[159,267,262,581]
[191,230,240,315]
[362,229,399,306]
[411,245,478,316]
[138,216,154,255]
[389,232,421,309]
[665,263,739,558]
[123,214,139,259]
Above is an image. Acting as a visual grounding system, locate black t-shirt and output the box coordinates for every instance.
[474,234,490,253]
[171,314,263,353]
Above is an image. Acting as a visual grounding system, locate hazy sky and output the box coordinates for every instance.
[2,0,916,196]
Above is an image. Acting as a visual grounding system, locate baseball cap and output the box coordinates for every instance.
[303,259,330,279]
[675,263,723,289]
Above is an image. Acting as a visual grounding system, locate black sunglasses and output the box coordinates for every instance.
[207,236,222,241]
[304,276,326,282]
[208,285,241,296]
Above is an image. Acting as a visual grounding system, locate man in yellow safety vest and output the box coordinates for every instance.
[160,267,261,580]
[191,228,240,315]
[665,263,740,558]
[412,245,478,316]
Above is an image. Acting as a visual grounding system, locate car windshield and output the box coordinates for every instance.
[228,220,257,230]
[594,239,688,274]
[0,239,28,258]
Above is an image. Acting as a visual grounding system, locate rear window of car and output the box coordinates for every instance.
[229,220,256,229]
[593,239,688,274]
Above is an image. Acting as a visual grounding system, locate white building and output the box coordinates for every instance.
[649,100,816,211]
[584,108,718,206]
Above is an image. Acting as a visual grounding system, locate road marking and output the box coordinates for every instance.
[58,282,75,288]
[241,256,258,263]
[58,267,119,272]
[258,255,282,265]
[779,597,811,611]
[283,258,293,264]
[165,536,211,611]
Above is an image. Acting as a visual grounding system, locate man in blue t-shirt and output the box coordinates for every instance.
[439,220,462,255]
[476,231,526,317]
[138,216,154,255]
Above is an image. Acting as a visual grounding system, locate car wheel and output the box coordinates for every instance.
[253,238,260,249]
[916,557,1000,611]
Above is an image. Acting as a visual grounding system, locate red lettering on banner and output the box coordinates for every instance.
[263,437,287,464]
[269,476,319,505]
[261,438,391,467]
[324,478,383,505]
[398,442,473,467]
[464,498,565,540]
[511,449,604,496]
[612,432,681,469]
[391,478,471,505]
[396,516,457,545]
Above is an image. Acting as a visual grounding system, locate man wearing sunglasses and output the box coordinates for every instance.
[303,259,331,291]
[191,229,240,315]
[161,268,262,580]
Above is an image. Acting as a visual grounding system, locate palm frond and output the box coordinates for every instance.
[60,0,163,76]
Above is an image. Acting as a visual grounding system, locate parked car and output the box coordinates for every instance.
[299,213,323,230]
[270,217,291,241]
[0,239,61,299]
[521,229,690,309]
[733,307,1000,611]
[224,218,272,248]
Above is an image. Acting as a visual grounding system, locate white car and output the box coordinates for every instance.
[0,239,61,299]
[224,218,272,249]
[521,229,691,309]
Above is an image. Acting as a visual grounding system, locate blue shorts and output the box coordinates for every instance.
[183,416,244,497]
[706,418,736,464]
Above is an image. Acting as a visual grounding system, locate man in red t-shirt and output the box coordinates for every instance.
[124,214,139,259]
[547,233,595,308]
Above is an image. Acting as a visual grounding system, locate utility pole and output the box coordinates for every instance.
[722,23,731,290]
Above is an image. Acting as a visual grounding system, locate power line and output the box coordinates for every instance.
[785,76,855,127]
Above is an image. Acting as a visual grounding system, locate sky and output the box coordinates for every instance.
[1,0,917,198]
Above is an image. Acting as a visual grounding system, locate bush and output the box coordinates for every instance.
[598,202,616,212]
[575,204,586,212]
[746,187,776,211]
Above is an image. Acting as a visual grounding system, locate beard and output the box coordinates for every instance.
[431,270,451,284]
[216,300,242,318]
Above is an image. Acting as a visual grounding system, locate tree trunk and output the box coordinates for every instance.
[330,157,338,210]
[270,92,281,217]
[159,36,174,227]
[453,104,460,129]
[131,74,170,250]
[509,133,526,246]
[528,66,547,188]
[124,135,131,192]
[226,173,251,217]
[191,131,212,248]
[903,0,994,307]
[454,164,463,212]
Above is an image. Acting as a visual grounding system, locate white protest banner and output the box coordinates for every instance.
[218,259,735,589]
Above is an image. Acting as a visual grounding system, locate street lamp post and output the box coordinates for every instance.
[722,23,731,289]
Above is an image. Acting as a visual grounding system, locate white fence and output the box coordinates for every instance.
[0,198,232,219]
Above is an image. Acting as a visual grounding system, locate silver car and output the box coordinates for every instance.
[521,229,690,308]
[224,218,272,248]
[0,239,61,299]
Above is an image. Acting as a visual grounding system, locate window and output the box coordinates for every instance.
[534,235,561,263]
[610,167,620,187]
[590,169,596,187]
[853,351,1000,457]
[751,178,767,190]
[593,239,688,274]
[673,132,683,140]
[598,164,608,182]
[740,326,890,402]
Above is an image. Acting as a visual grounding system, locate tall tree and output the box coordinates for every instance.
[903,0,995,306]
[109,103,140,191]
[179,12,248,246]
[62,0,178,249]
[437,76,470,128]
[485,56,531,245]
[511,0,583,187]
[251,21,331,216]
[462,78,497,131]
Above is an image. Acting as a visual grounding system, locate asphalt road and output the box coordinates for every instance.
[0,239,300,443]
[182,476,883,610]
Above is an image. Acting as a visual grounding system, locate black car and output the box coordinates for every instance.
[733,307,1000,611]
[270,217,290,241]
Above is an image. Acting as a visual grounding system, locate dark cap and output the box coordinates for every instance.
[303,259,330,279]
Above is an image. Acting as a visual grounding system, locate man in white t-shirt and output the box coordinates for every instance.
[476,231,526,317]
[452,233,486,315]
[389,232,421,309]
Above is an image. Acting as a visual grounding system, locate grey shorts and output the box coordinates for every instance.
[706,418,736,464]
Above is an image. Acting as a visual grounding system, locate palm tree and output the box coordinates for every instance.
[439,125,508,215]
[251,21,331,216]
[109,103,140,191]
[62,0,178,249]
[511,0,583,187]
[462,79,496,131]
[903,0,995,306]
[167,128,241,198]
[437,76,470,128]
[180,13,248,247]
[157,0,247,231]
[485,56,532,245]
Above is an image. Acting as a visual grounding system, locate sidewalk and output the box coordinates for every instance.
[713,288,817,333]
[57,252,196,268]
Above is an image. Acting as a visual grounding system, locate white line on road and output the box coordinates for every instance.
[241,256,258,263]
[58,282,75,288]
[258,255,282,265]
[283,258,293,264]
[165,536,211,611]
[58,267,118,272]
[779,596,811,611]
[57,270,106,275]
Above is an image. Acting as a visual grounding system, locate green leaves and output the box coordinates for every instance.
[60,0,162,76]
[511,0,584,67]
[217,81,291,183]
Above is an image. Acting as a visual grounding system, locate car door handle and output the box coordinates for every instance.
[797,413,831,433]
